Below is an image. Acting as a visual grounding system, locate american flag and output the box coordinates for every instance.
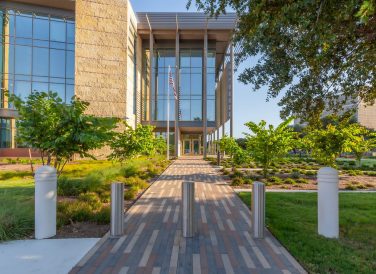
[168,66,178,100]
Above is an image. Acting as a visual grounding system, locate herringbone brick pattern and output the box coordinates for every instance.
[70,156,306,274]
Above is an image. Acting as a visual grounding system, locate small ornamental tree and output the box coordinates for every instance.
[350,130,376,166]
[108,123,166,162]
[217,135,240,158]
[9,91,118,175]
[216,135,243,168]
[245,118,296,177]
[303,115,375,167]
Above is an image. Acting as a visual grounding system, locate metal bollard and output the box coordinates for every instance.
[110,182,124,237]
[318,167,339,238]
[252,182,265,239]
[182,181,196,237]
[217,150,221,166]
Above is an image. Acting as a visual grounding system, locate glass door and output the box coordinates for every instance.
[193,140,199,155]
[184,140,191,154]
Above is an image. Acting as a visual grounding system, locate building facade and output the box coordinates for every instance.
[0,0,236,157]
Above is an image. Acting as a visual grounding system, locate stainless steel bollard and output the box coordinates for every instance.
[252,181,265,238]
[182,181,196,237]
[110,182,124,237]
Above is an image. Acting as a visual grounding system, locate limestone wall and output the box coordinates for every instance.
[75,0,129,118]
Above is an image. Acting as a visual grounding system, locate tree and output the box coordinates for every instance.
[216,135,244,168]
[245,118,296,177]
[348,128,376,166]
[9,91,117,175]
[108,123,166,162]
[303,115,374,166]
[187,0,376,123]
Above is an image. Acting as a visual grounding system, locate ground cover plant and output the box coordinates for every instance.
[207,155,376,190]
[238,192,376,274]
[0,156,169,241]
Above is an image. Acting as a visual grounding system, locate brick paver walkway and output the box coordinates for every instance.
[70,156,306,274]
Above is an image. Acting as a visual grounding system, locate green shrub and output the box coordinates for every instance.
[268,176,282,184]
[99,190,111,203]
[230,169,244,178]
[81,173,106,193]
[222,169,230,176]
[305,170,316,176]
[243,178,253,184]
[93,206,110,224]
[291,171,301,179]
[345,182,367,190]
[347,170,363,176]
[57,201,94,225]
[284,178,296,185]
[231,177,245,186]
[124,177,148,190]
[364,171,376,176]
[78,192,102,210]
[296,178,309,184]
[121,164,139,178]
[124,186,138,200]
[58,177,84,196]
[0,206,34,241]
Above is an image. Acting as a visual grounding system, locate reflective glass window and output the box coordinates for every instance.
[15,45,32,75]
[50,19,66,42]
[1,9,75,109]
[33,47,49,76]
[50,49,66,77]
[33,18,49,40]
[16,15,32,38]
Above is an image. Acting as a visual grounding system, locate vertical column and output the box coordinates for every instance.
[230,43,234,137]
[149,31,154,124]
[175,31,180,157]
[203,30,208,158]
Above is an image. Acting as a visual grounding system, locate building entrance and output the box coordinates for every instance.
[182,135,201,155]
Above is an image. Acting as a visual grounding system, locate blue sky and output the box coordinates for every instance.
[130,0,283,138]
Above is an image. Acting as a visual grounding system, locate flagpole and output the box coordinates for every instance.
[167,66,170,160]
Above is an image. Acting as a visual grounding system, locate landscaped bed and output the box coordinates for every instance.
[0,156,169,241]
[207,156,376,191]
[238,192,376,273]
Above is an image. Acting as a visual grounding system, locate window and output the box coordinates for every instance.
[0,118,12,148]
[179,49,203,121]
[0,9,75,105]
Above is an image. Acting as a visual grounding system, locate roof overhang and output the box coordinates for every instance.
[3,0,75,11]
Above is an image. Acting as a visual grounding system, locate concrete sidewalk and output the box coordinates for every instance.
[0,238,99,274]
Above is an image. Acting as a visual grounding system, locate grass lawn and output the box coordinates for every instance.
[238,192,376,273]
[0,156,168,242]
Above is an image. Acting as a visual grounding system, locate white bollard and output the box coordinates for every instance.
[252,181,265,238]
[35,165,57,239]
[317,167,339,238]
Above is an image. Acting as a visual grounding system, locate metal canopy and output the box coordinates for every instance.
[137,12,237,30]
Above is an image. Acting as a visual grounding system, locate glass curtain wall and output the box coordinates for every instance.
[141,47,216,123]
[207,50,216,121]
[180,49,202,121]
[152,49,175,121]
[0,9,75,105]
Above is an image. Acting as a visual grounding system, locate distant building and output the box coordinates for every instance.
[294,99,376,130]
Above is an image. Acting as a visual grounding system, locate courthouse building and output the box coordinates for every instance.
[0,0,236,157]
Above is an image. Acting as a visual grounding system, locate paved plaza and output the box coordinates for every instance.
[70,157,306,274]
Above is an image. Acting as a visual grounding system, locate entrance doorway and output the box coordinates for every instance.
[183,138,201,155]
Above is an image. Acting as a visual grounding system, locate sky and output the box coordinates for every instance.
[130,0,284,138]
